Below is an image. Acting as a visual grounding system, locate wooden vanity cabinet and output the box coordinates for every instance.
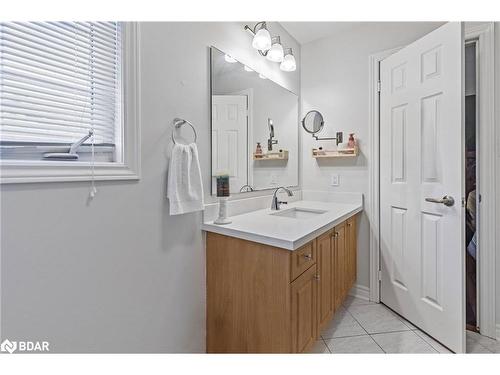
[316,230,334,332]
[347,216,357,288]
[206,214,358,353]
[333,221,347,310]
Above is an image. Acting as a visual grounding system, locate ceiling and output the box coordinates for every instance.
[279,22,365,45]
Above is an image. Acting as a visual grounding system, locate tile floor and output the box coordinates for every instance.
[309,296,500,354]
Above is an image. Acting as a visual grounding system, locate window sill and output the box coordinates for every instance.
[0,160,140,184]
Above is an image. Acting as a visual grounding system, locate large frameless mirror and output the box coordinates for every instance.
[210,46,299,195]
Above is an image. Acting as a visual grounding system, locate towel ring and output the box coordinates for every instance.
[171,118,197,145]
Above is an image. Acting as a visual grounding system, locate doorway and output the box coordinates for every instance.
[379,22,464,353]
[464,40,478,332]
[368,22,497,353]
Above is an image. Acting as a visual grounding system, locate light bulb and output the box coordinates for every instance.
[224,54,237,63]
[266,36,284,63]
[252,24,272,51]
[280,48,296,72]
[258,73,267,80]
[244,66,253,72]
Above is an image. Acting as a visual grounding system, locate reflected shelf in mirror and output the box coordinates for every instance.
[253,150,289,161]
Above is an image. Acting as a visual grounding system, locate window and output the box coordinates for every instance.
[0,22,140,183]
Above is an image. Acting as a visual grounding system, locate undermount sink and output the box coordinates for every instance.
[270,207,327,219]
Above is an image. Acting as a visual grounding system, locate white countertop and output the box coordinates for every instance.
[202,199,363,250]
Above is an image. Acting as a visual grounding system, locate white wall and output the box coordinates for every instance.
[0,22,300,352]
[300,22,444,289]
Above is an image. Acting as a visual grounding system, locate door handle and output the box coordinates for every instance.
[425,195,455,207]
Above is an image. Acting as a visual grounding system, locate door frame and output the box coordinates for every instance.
[367,22,497,339]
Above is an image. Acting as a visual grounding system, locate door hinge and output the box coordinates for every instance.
[377,80,381,93]
[378,270,382,281]
[462,197,466,207]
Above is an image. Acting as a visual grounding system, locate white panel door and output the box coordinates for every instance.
[380,22,465,353]
[212,95,248,194]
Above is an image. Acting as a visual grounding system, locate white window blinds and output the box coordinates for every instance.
[0,22,122,145]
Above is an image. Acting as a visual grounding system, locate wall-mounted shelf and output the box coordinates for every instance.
[253,150,289,161]
[312,146,358,159]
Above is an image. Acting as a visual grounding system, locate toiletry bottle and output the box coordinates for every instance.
[348,133,356,148]
[255,142,263,155]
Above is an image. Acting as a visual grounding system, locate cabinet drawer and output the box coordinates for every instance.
[291,241,316,281]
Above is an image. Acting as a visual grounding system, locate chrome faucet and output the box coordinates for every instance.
[271,186,293,210]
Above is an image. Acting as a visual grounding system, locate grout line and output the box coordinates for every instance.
[322,332,369,340]
[415,330,452,354]
[407,330,439,353]
[379,302,419,331]
[330,300,441,353]
[344,303,386,353]
[369,330,438,354]
[346,304,436,353]
[321,337,332,354]
[367,335,386,354]
[370,329,422,336]
[471,340,494,354]
[344,303,412,335]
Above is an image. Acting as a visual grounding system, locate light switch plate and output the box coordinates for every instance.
[331,174,340,186]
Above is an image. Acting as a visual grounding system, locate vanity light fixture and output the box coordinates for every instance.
[244,22,297,72]
[244,65,254,72]
[224,54,237,63]
[245,21,272,52]
[280,48,296,72]
[266,36,284,62]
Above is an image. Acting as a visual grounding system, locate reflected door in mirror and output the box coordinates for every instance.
[211,95,248,194]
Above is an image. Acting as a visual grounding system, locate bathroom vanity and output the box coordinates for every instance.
[203,198,362,353]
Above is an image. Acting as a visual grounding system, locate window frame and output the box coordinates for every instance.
[0,22,140,184]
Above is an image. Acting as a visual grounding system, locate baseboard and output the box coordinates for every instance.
[348,284,370,301]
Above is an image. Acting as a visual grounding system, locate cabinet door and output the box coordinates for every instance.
[291,264,318,353]
[347,216,357,288]
[333,222,347,308]
[316,231,333,332]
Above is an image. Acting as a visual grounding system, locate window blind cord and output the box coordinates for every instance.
[89,129,97,199]
[87,24,97,199]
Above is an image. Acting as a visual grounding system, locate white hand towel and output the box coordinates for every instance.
[167,143,204,215]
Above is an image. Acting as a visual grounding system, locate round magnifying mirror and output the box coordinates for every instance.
[301,110,324,135]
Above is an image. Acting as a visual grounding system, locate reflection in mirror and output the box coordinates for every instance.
[210,46,299,195]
